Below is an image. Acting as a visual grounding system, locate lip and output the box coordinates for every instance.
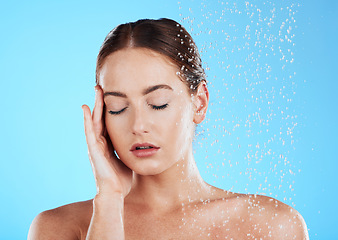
[130,143,160,158]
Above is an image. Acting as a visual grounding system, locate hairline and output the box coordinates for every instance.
[97,46,182,85]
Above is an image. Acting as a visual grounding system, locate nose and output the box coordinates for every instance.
[130,107,149,135]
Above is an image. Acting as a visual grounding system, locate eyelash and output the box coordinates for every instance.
[108,108,127,115]
[108,104,168,115]
[150,103,169,110]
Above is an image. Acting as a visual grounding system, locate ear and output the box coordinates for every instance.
[193,81,209,124]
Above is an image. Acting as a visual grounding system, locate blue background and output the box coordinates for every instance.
[0,0,336,239]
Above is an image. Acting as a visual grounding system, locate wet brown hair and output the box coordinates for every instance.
[96,18,206,94]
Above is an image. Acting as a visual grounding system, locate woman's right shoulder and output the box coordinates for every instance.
[28,199,93,240]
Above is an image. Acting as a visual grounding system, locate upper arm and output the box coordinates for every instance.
[28,208,80,240]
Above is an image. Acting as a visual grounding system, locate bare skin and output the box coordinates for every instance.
[28,48,308,240]
[28,192,307,239]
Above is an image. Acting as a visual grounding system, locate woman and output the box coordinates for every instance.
[28,18,308,239]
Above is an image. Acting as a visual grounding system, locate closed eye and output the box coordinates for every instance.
[108,107,127,115]
[150,103,168,110]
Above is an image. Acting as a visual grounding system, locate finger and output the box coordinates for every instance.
[82,104,97,152]
[92,85,104,138]
[83,104,109,176]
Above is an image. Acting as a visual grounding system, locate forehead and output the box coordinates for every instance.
[99,48,185,93]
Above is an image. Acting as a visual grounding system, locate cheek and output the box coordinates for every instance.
[167,105,194,145]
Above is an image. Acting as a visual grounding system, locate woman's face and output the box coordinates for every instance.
[99,48,196,175]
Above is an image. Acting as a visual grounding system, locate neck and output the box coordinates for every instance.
[125,150,211,211]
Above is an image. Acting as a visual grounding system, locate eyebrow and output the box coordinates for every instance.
[103,84,173,98]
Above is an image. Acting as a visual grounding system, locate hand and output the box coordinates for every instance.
[82,85,132,198]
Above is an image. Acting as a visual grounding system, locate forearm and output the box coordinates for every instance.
[86,194,125,240]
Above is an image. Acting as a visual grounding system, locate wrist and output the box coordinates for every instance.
[93,192,124,207]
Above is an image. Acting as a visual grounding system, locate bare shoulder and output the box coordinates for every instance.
[249,194,308,239]
[223,193,309,239]
[28,199,93,240]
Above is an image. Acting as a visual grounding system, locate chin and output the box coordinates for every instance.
[133,165,166,176]
[129,160,173,176]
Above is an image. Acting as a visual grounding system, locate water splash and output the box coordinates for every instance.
[179,0,300,206]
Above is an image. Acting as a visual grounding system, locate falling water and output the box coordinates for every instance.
[179,0,300,206]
